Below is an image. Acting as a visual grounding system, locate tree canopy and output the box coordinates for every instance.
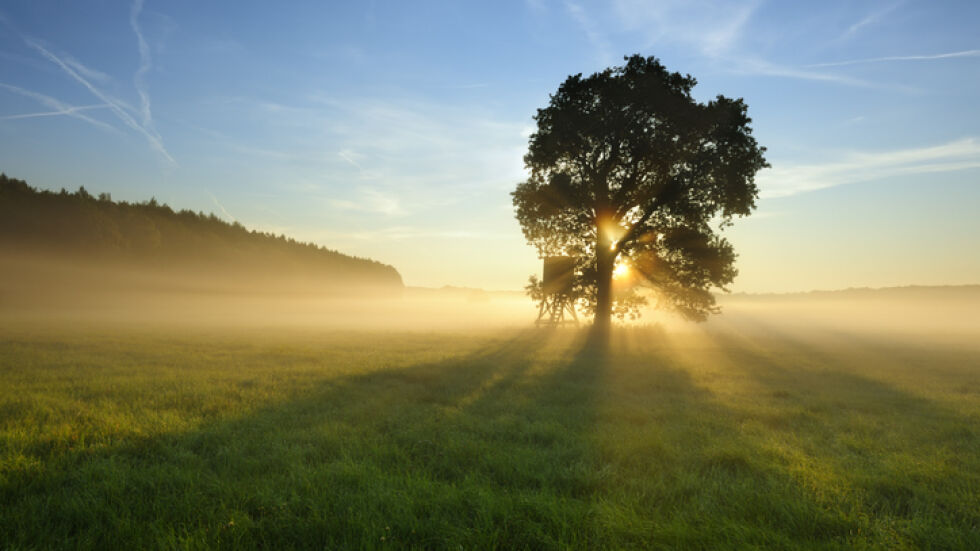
[0,173,403,291]
[513,55,768,328]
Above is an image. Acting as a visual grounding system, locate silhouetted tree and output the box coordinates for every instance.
[513,55,768,334]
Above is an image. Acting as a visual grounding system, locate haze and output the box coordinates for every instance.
[2,1,979,292]
[2,3,980,547]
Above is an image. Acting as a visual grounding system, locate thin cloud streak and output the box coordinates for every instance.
[206,190,237,222]
[0,82,116,131]
[180,120,305,162]
[612,0,760,57]
[809,49,980,68]
[837,1,903,42]
[130,0,153,128]
[565,2,614,65]
[306,93,529,196]
[337,149,364,169]
[759,138,980,198]
[25,38,175,164]
[328,187,404,216]
[0,104,108,120]
[730,58,877,87]
[606,0,898,92]
[698,0,758,56]
[722,57,921,93]
[607,0,919,93]
[64,55,111,83]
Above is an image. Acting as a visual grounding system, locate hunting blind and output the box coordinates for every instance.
[536,256,578,326]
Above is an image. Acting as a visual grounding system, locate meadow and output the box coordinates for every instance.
[1,304,979,549]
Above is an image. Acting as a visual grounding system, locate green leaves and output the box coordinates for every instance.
[513,55,768,323]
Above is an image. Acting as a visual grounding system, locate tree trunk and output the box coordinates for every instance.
[593,233,615,341]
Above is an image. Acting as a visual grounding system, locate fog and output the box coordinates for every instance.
[3,250,978,341]
[0,250,532,331]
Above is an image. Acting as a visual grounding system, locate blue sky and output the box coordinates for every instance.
[1,0,978,291]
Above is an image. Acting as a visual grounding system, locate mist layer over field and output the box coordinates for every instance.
[4,248,979,337]
[2,251,979,548]
[1,306,978,548]
[1,243,977,332]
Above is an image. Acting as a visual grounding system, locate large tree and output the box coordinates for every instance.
[513,55,768,332]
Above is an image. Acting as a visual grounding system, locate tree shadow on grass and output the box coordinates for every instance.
[693,321,980,547]
[573,327,868,549]
[5,323,977,550]
[0,328,612,549]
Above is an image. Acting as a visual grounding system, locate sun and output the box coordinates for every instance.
[612,260,631,279]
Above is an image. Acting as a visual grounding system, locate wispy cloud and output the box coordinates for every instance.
[63,55,111,83]
[759,138,980,198]
[205,190,237,222]
[308,93,529,193]
[180,119,307,161]
[9,2,174,164]
[329,187,404,216]
[606,0,919,92]
[0,104,108,120]
[727,57,880,88]
[337,149,364,169]
[565,2,614,65]
[808,49,980,68]
[837,1,903,42]
[612,0,760,57]
[129,0,159,136]
[196,93,528,222]
[26,38,175,164]
[130,0,153,128]
[709,53,922,93]
[0,82,116,131]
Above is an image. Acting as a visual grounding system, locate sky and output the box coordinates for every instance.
[1,0,978,292]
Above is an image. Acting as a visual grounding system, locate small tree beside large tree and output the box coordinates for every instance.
[513,55,769,334]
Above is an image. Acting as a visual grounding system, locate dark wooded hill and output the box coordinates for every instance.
[0,173,403,295]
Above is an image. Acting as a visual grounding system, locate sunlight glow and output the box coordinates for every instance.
[613,261,630,279]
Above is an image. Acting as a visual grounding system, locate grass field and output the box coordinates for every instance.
[1,312,979,549]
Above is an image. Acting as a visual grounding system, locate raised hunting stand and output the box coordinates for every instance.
[535,256,579,327]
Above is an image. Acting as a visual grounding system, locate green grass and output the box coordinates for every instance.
[1,322,978,549]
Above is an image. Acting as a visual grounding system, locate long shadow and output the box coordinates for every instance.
[698,320,980,541]
[571,328,866,548]
[0,328,610,549]
[5,324,977,549]
[706,316,979,434]
[555,323,977,549]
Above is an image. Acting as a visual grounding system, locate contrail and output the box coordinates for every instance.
[0,104,109,120]
[26,38,176,164]
[206,190,238,222]
[808,49,980,68]
[338,150,364,169]
[0,82,116,131]
[130,0,153,128]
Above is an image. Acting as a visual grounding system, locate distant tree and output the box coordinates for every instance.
[0,174,405,290]
[513,55,768,334]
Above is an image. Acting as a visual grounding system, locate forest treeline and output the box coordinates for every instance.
[0,173,403,293]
